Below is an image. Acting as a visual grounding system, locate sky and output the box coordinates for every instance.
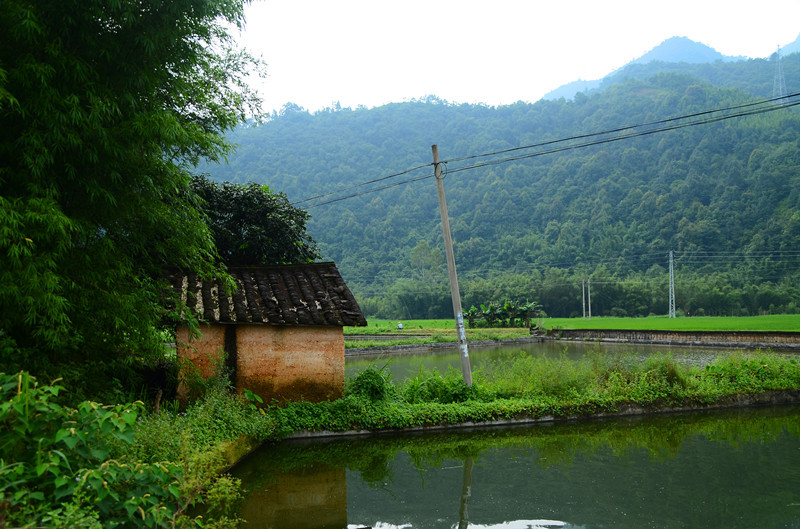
[238,0,800,114]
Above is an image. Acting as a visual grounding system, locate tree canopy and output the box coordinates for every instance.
[0,0,262,368]
[191,175,319,266]
[203,64,800,319]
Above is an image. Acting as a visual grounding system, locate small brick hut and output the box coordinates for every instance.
[172,262,367,403]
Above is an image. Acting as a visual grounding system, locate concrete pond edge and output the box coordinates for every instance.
[220,389,800,472]
[284,389,800,441]
[223,332,800,467]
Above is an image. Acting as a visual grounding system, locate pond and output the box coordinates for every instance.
[345,339,784,382]
[231,405,800,529]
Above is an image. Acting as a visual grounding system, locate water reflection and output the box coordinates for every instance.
[239,465,346,528]
[232,406,800,529]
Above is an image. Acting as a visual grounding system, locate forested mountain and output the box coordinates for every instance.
[630,36,745,65]
[203,54,800,319]
[544,36,752,100]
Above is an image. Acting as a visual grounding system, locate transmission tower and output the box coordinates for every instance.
[668,250,676,319]
[773,47,787,103]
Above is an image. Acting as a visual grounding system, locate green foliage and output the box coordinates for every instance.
[401,367,479,404]
[595,354,692,405]
[259,351,800,437]
[204,69,800,320]
[346,364,395,402]
[243,388,265,411]
[0,372,242,529]
[182,386,276,449]
[467,300,543,328]
[123,385,277,464]
[481,352,596,400]
[239,405,800,497]
[0,0,261,366]
[191,175,319,266]
[702,352,800,393]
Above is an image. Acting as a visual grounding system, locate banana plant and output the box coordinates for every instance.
[519,301,543,328]
[480,302,500,328]
[465,306,481,329]
[503,300,520,327]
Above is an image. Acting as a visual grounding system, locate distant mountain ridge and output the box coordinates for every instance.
[631,36,744,65]
[544,35,796,100]
[204,48,800,319]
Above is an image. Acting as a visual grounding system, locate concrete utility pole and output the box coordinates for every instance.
[582,279,586,320]
[587,277,592,320]
[432,144,472,386]
[669,250,676,318]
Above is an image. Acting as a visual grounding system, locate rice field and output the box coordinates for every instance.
[347,314,800,335]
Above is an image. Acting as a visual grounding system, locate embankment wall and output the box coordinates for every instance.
[547,329,800,350]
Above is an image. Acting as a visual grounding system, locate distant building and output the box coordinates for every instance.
[172,262,366,403]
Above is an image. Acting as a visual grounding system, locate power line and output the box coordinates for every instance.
[337,250,800,287]
[291,162,431,206]
[350,270,800,297]
[444,97,800,176]
[295,170,435,208]
[443,92,800,165]
[293,92,800,208]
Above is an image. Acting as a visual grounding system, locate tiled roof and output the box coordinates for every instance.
[172,262,367,326]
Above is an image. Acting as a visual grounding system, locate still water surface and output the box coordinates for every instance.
[232,405,800,529]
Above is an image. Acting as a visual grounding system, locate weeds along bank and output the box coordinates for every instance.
[272,351,800,435]
[3,351,800,527]
[0,372,274,529]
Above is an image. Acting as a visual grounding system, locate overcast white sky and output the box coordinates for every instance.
[238,0,800,114]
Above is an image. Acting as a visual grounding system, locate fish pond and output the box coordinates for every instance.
[232,405,800,529]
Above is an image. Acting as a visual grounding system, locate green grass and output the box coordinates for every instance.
[345,318,457,334]
[346,319,531,337]
[265,351,800,436]
[345,328,530,349]
[348,315,800,334]
[346,336,445,349]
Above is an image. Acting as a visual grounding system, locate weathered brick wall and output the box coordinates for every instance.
[236,324,344,403]
[177,323,345,403]
[176,325,226,401]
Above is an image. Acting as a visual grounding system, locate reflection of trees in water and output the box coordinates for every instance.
[233,407,800,529]
[236,406,800,488]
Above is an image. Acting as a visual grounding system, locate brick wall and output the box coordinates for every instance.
[177,323,345,403]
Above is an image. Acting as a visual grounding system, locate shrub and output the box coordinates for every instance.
[478,353,594,400]
[401,367,478,404]
[346,365,395,402]
[0,371,241,529]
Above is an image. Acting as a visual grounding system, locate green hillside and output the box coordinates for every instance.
[203,60,800,320]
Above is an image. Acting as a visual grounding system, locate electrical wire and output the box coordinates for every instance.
[443,92,800,164]
[291,162,431,206]
[445,98,800,175]
[337,250,800,291]
[293,92,800,208]
[298,170,436,207]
